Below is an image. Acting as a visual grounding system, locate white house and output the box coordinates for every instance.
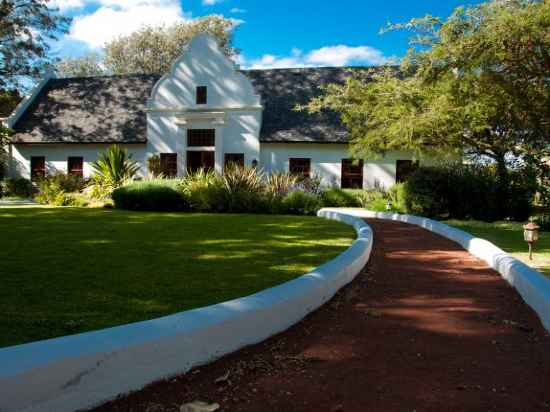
[4,34,416,189]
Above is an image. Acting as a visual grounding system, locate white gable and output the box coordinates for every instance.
[148,34,261,110]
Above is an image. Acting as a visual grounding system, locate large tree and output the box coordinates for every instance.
[55,52,105,78]
[0,0,70,88]
[57,15,238,77]
[304,0,550,187]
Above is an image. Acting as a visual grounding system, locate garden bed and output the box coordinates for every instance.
[0,208,355,348]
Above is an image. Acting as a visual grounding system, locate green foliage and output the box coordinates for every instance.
[401,164,536,221]
[112,180,186,212]
[55,52,105,78]
[0,177,32,198]
[91,145,140,195]
[147,154,163,178]
[0,88,21,116]
[222,165,267,213]
[265,172,298,198]
[178,169,225,212]
[102,16,238,75]
[320,188,361,208]
[35,173,86,205]
[0,1,70,88]
[304,0,550,192]
[280,190,322,216]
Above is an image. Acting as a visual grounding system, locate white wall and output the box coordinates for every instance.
[146,33,262,175]
[9,144,147,179]
[261,143,414,189]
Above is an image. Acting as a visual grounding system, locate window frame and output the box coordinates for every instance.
[224,153,245,169]
[160,153,178,177]
[67,156,84,178]
[187,129,215,147]
[289,158,311,179]
[30,156,46,180]
[341,158,364,189]
[196,86,207,105]
[395,159,419,183]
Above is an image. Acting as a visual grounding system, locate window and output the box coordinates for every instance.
[187,151,215,174]
[341,159,363,189]
[30,156,46,180]
[67,157,83,177]
[224,153,245,169]
[289,158,311,178]
[160,153,178,177]
[396,160,419,183]
[196,86,207,105]
[187,129,215,147]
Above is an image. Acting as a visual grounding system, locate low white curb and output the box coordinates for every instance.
[0,212,372,412]
[321,208,550,334]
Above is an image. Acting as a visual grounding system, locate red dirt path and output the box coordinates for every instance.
[90,219,550,412]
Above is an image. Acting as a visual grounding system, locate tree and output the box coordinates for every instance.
[0,0,70,88]
[55,52,105,78]
[304,0,550,195]
[103,16,238,75]
[0,88,21,117]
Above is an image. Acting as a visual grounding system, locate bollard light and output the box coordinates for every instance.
[523,222,540,260]
[386,201,393,211]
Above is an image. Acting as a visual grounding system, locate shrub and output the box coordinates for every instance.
[0,178,32,198]
[112,180,186,211]
[402,164,535,221]
[280,190,322,216]
[178,169,225,212]
[91,145,140,191]
[265,172,298,198]
[320,188,361,208]
[147,154,163,177]
[35,173,87,205]
[298,174,323,195]
[222,165,266,212]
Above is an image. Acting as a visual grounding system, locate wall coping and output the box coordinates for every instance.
[0,212,372,412]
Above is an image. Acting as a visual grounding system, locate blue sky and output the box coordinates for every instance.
[49,0,486,69]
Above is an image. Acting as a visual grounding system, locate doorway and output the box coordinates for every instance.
[187,151,215,174]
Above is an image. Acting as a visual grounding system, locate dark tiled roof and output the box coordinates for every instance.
[12,67,372,144]
[12,74,160,144]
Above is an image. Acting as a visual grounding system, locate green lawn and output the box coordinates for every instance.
[444,220,550,277]
[0,208,355,348]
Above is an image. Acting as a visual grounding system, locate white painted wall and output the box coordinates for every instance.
[9,144,147,179]
[261,143,414,189]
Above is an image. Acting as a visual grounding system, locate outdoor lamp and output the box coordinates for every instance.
[523,222,540,260]
[386,201,393,211]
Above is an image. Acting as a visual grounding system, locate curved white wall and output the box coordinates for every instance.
[318,208,550,333]
[0,213,372,412]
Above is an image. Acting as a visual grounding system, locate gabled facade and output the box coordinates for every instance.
[5,34,416,189]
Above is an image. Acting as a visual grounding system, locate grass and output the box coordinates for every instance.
[444,220,550,277]
[0,208,355,348]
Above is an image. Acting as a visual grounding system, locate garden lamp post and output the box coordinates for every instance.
[523,222,540,261]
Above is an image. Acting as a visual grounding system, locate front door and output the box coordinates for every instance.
[187,151,215,174]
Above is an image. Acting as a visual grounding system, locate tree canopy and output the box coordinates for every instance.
[0,0,70,88]
[304,0,550,181]
[56,15,238,78]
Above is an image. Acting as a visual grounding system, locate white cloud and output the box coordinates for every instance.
[68,0,187,49]
[243,44,388,69]
[48,0,85,11]
[202,0,224,5]
[230,8,246,13]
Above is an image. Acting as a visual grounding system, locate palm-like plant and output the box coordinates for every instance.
[265,172,298,198]
[91,145,140,189]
